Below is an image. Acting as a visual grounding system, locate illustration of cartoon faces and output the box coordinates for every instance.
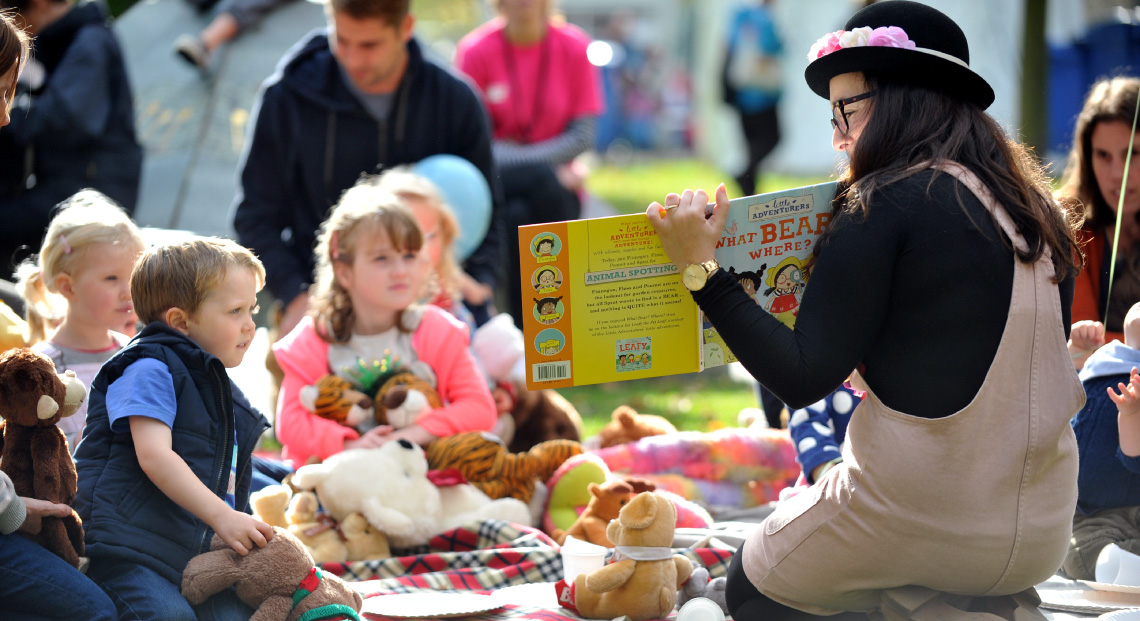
[729,265,763,300]
[533,267,562,292]
[764,257,806,329]
[534,236,556,257]
[619,355,627,367]
[640,353,649,365]
[533,296,563,325]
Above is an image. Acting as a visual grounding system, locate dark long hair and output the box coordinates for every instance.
[826,73,1081,282]
[1057,76,1140,231]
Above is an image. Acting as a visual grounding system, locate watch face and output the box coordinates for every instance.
[683,264,706,290]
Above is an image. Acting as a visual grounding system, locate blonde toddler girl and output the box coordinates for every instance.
[16,189,144,451]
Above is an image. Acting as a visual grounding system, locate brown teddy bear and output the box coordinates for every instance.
[181,526,363,620]
[561,492,693,621]
[594,406,678,449]
[251,485,391,564]
[507,388,583,452]
[0,348,87,567]
[553,481,639,548]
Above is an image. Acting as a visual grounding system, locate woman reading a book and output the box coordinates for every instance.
[648,2,1083,619]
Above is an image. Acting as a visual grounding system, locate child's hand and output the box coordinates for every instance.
[344,425,394,451]
[1069,320,1105,370]
[1109,367,1140,418]
[210,509,274,556]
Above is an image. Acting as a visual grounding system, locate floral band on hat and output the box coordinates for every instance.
[808,26,915,61]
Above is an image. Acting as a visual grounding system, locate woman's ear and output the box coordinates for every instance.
[164,307,191,335]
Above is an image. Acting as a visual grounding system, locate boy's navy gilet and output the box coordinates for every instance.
[74,322,269,584]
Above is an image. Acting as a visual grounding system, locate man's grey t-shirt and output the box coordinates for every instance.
[340,66,395,121]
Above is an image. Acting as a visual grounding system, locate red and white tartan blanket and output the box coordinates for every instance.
[319,520,735,621]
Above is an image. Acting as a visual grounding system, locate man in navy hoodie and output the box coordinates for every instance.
[232,0,502,335]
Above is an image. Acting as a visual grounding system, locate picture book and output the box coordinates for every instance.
[518,181,837,390]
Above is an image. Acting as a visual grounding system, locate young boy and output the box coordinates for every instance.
[74,237,273,619]
[1063,301,1140,580]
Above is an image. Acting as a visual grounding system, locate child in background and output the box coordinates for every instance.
[74,237,273,619]
[273,178,496,464]
[15,190,144,452]
[374,166,478,329]
[1063,301,1140,580]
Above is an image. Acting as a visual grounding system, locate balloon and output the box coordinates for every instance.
[412,155,492,262]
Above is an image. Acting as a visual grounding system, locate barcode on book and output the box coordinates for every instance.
[533,361,571,382]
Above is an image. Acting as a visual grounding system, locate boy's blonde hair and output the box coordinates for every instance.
[131,236,265,326]
[311,178,423,344]
[1125,302,1140,350]
[374,166,461,301]
[15,189,144,344]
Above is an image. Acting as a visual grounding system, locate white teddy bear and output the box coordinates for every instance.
[292,439,532,549]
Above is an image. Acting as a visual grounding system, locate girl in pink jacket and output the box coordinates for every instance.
[272,179,496,465]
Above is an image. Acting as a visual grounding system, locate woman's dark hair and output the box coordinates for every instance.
[1057,77,1140,231]
[827,72,1081,282]
[0,10,27,110]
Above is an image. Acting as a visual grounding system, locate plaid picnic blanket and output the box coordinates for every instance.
[323,520,736,620]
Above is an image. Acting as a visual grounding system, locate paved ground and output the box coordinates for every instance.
[116,0,325,237]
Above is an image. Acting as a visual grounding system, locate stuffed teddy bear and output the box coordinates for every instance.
[425,431,582,504]
[181,526,363,621]
[542,453,711,540]
[299,353,441,433]
[507,388,583,453]
[339,512,391,562]
[558,491,693,621]
[553,480,642,548]
[251,485,393,563]
[675,567,728,617]
[591,406,678,449]
[0,348,87,567]
[251,485,348,563]
[292,440,443,549]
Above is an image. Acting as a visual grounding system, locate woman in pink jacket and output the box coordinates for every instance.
[272,178,496,465]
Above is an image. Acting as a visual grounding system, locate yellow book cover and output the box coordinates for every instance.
[520,181,837,389]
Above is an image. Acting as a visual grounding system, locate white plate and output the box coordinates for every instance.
[489,582,561,609]
[1085,581,1140,595]
[1101,610,1140,621]
[1039,588,1140,614]
[361,593,503,618]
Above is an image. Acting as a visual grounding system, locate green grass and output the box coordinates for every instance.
[560,368,761,439]
[586,158,831,215]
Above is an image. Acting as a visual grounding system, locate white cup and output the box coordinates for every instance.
[561,536,608,582]
[1095,543,1140,586]
[677,597,726,621]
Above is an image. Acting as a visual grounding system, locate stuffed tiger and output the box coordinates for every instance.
[299,375,373,428]
[425,432,582,503]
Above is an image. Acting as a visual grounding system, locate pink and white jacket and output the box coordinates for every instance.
[272,306,496,464]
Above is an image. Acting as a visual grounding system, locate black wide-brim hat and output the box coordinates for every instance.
[804,0,995,109]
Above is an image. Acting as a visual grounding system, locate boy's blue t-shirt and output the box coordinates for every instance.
[107,358,238,508]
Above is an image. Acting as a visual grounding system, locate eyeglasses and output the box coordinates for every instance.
[830,90,877,136]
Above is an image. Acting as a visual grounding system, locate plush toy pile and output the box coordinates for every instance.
[590,427,800,508]
[291,439,532,549]
[0,348,88,567]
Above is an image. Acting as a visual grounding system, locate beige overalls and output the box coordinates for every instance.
[741,163,1085,615]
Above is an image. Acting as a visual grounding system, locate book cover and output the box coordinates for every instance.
[520,181,837,389]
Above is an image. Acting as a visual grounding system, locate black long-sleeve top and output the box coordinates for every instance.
[694,170,1074,418]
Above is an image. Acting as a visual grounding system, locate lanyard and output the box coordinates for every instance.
[501,28,551,144]
[1104,92,1140,328]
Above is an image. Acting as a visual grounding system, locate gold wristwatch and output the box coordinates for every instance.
[681,259,720,292]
